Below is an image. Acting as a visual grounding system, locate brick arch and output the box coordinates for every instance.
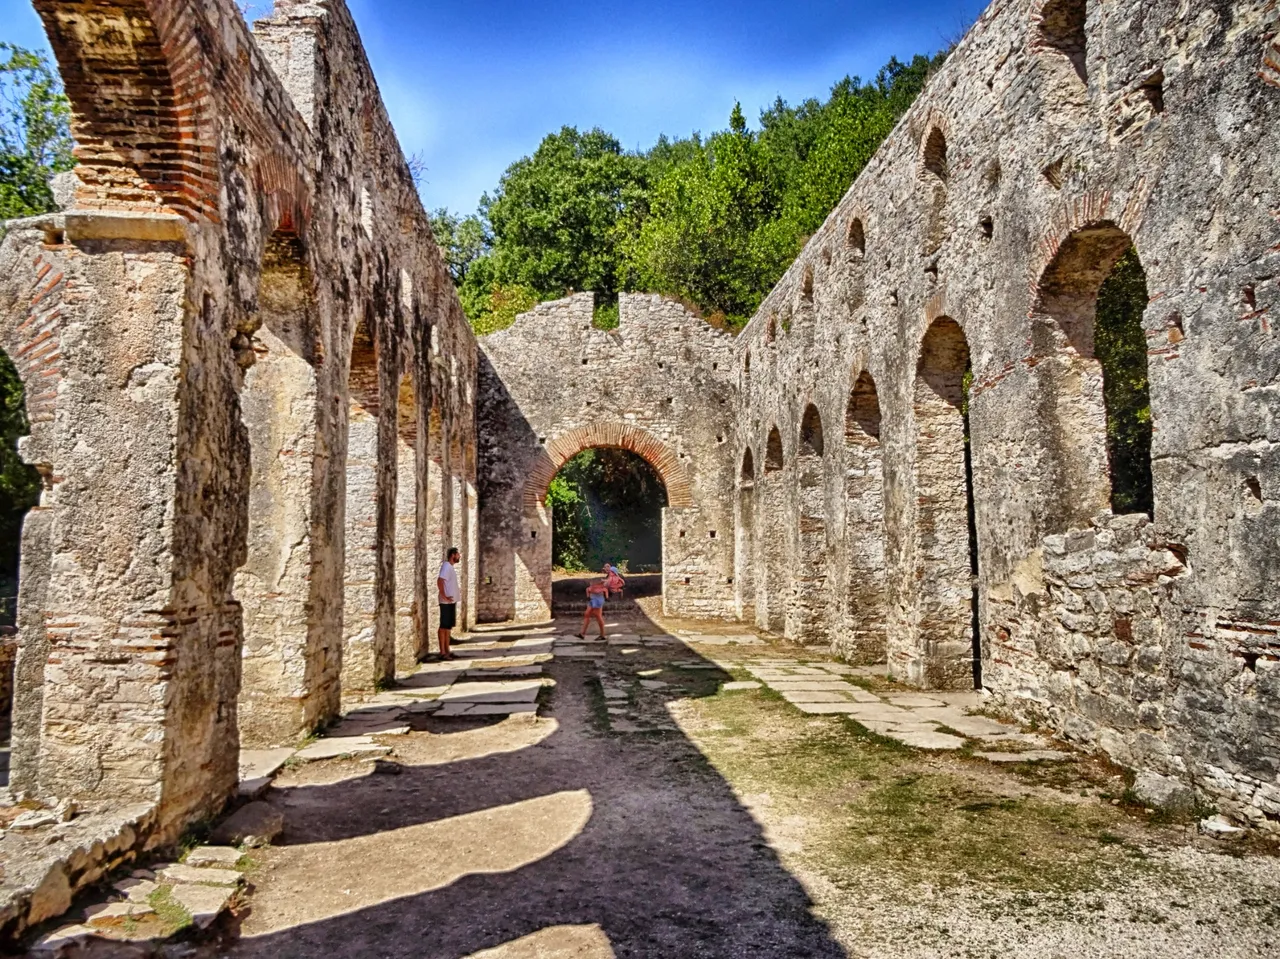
[36,0,217,220]
[255,152,313,237]
[523,423,693,510]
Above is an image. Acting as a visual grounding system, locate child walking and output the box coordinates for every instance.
[577,577,609,639]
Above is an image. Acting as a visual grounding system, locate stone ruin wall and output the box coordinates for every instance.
[0,2,1275,931]
[731,0,1280,827]
[476,293,739,622]
[0,0,478,856]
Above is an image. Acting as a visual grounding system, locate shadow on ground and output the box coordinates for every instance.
[220,604,845,959]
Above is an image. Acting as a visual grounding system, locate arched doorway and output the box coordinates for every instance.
[735,448,756,621]
[1033,222,1153,527]
[0,346,41,776]
[234,232,331,747]
[788,404,830,644]
[756,425,787,635]
[546,447,668,614]
[844,371,886,663]
[913,317,978,689]
[521,423,694,620]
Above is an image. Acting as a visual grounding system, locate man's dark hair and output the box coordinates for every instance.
[447,546,460,559]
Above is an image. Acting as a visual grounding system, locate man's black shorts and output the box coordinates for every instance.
[439,603,457,630]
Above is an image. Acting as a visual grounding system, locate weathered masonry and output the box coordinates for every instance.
[477,0,1280,832]
[0,0,477,866]
[477,294,739,622]
[0,0,1278,929]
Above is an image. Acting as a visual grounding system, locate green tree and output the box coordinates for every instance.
[429,207,490,284]
[446,51,944,334]
[0,42,74,221]
[1,43,67,615]
[476,126,647,301]
[1095,247,1153,517]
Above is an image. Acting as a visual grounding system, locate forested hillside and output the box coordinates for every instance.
[431,53,945,334]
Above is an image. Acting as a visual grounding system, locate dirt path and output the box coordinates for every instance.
[215,615,1279,959]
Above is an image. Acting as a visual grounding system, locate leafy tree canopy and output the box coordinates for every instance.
[0,42,74,221]
[1,43,68,604]
[444,52,943,333]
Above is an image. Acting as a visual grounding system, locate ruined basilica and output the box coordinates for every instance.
[0,0,1278,936]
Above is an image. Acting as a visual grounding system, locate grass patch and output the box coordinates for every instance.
[686,680,1146,896]
[148,885,193,933]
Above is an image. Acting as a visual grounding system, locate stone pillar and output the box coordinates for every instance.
[394,426,418,671]
[342,402,380,690]
[2,214,239,829]
[756,469,788,635]
[8,501,50,796]
[235,322,321,747]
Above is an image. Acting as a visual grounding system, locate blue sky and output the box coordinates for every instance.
[2,0,986,214]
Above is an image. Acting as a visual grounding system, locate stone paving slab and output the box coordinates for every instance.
[895,729,968,750]
[721,681,761,690]
[295,737,391,761]
[436,680,542,704]
[781,690,856,704]
[767,680,862,692]
[169,883,235,929]
[435,702,539,717]
[885,693,948,708]
[975,749,1072,763]
[239,747,295,783]
[793,702,868,714]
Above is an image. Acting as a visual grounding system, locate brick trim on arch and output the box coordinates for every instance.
[2,249,69,428]
[256,152,313,236]
[522,423,694,510]
[1028,178,1150,291]
[36,0,219,221]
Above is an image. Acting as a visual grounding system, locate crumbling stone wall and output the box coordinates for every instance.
[729,0,1280,826]
[477,293,737,622]
[0,0,477,842]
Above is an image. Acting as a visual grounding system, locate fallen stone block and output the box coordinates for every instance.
[294,736,391,761]
[84,900,155,926]
[1199,815,1246,839]
[185,845,241,868]
[893,730,967,750]
[158,864,244,887]
[113,877,157,902]
[30,924,93,954]
[209,801,284,848]
[168,883,234,930]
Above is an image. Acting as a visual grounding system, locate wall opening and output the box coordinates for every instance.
[921,127,949,255]
[922,127,948,182]
[847,218,866,257]
[843,371,887,664]
[0,349,39,630]
[736,448,757,620]
[234,233,326,747]
[1033,224,1153,527]
[789,405,830,643]
[0,347,41,760]
[546,447,667,613]
[1037,0,1088,88]
[913,317,979,688]
[342,306,383,693]
[757,426,787,634]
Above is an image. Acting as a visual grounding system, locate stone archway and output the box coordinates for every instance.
[515,423,695,621]
[523,423,694,511]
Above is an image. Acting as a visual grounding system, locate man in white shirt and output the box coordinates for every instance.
[437,546,461,659]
